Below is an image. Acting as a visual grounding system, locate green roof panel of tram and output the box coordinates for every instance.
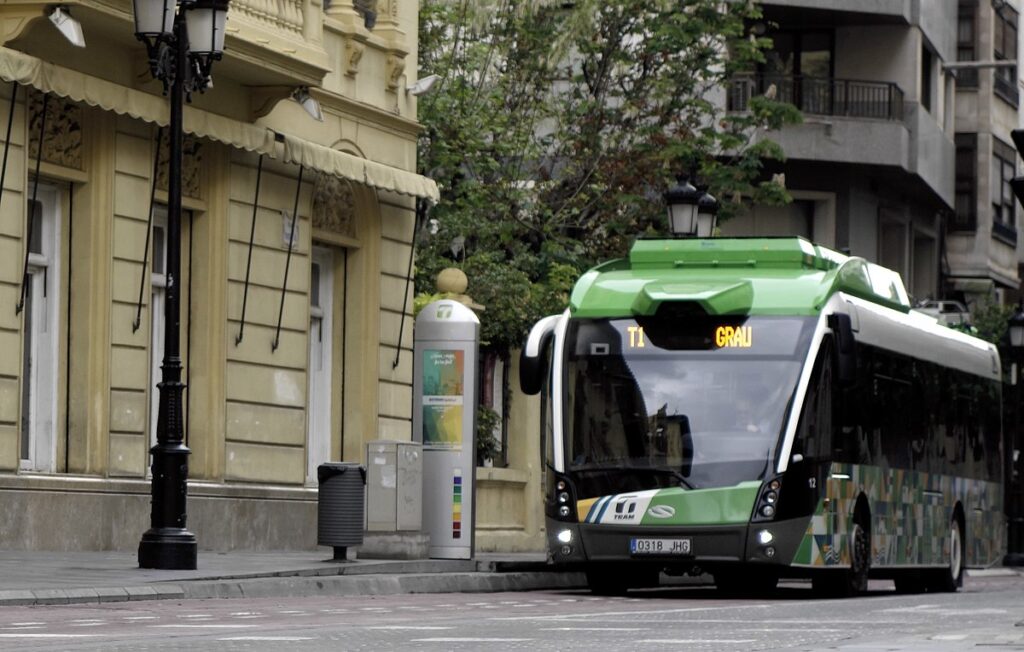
[569,237,911,318]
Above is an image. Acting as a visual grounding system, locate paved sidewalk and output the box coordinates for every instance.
[0,550,585,607]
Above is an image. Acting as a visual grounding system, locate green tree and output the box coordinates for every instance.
[416,0,801,355]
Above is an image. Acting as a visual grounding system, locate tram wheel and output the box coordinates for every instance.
[812,518,870,597]
[926,515,964,593]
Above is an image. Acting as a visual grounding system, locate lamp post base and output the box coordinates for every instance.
[139,528,198,570]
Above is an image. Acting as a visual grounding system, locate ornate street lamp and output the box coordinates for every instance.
[133,0,229,570]
[695,188,719,238]
[1009,304,1024,349]
[664,176,701,237]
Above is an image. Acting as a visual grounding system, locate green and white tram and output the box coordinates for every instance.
[520,237,1005,595]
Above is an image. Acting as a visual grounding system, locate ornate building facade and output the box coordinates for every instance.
[0,0,437,550]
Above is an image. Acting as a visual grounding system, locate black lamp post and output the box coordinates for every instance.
[133,0,229,570]
[664,176,719,238]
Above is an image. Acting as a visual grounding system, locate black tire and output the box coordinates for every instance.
[926,516,964,593]
[812,520,870,597]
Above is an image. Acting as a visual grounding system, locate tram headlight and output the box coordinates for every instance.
[557,480,567,491]
[558,492,570,504]
[764,546,776,559]
[557,529,573,544]
[558,505,571,518]
[752,476,783,522]
[757,529,774,545]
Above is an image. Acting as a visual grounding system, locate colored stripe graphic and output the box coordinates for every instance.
[452,470,462,539]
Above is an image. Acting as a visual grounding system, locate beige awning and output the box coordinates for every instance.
[0,46,439,202]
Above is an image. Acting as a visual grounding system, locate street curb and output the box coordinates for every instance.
[181,571,588,600]
[0,571,586,607]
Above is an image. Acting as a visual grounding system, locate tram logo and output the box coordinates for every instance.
[647,504,676,519]
[613,497,638,520]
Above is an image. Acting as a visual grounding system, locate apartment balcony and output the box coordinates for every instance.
[728,74,905,121]
[728,73,954,208]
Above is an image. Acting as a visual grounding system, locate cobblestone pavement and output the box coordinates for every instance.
[0,572,1020,651]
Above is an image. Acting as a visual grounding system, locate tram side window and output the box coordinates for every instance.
[794,338,833,462]
[831,341,999,481]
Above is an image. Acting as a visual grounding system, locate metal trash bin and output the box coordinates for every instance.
[317,462,366,560]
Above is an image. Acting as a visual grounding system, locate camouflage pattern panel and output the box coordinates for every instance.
[790,463,1004,568]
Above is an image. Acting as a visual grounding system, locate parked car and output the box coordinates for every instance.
[916,300,971,327]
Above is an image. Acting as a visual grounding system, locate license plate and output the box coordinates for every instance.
[630,537,691,556]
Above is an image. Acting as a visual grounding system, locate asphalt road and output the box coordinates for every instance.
[0,574,1021,651]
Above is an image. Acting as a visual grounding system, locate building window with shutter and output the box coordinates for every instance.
[992,137,1018,244]
[994,4,1019,106]
[957,1,978,89]
[954,133,977,231]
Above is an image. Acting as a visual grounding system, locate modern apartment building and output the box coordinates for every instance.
[0,0,437,551]
[723,0,1022,310]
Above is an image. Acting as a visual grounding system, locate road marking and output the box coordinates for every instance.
[179,615,213,619]
[493,603,770,621]
[234,615,267,619]
[639,640,757,645]
[230,612,259,616]
[124,616,159,621]
[413,638,532,643]
[542,627,644,632]
[932,634,969,641]
[71,623,106,627]
[70,619,105,624]
[364,622,452,626]
[10,622,44,626]
[219,636,315,641]
[151,624,253,629]
[0,634,101,639]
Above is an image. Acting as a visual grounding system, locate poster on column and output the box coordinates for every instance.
[421,349,464,450]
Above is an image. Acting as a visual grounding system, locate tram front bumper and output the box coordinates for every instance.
[546,517,809,569]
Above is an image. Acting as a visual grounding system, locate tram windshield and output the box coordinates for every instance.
[563,315,816,499]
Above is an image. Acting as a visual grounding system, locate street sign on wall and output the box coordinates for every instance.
[413,300,479,559]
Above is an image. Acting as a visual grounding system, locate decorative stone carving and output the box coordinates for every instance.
[312,172,357,238]
[27,90,82,170]
[345,39,365,77]
[156,131,203,199]
[385,54,405,92]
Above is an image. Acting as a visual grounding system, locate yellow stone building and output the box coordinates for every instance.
[0,0,547,555]
[0,0,448,551]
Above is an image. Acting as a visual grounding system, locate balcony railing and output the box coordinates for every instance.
[231,0,306,36]
[728,74,905,121]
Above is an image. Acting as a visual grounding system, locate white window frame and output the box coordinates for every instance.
[307,246,334,485]
[20,184,61,472]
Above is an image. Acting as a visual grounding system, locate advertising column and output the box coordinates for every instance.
[413,300,479,559]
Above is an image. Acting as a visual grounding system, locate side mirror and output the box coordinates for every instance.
[828,312,856,387]
[519,314,560,395]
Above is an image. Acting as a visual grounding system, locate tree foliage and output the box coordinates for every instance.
[415,0,801,354]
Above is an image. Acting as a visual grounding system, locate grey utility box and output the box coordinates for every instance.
[365,440,423,532]
[317,462,366,560]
